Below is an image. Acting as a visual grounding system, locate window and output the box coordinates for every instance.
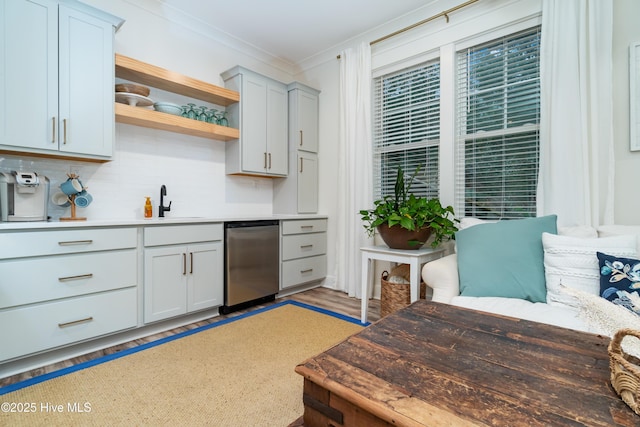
[455,27,541,219]
[372,60,440,200]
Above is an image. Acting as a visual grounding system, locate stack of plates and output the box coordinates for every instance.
[115,83,153,106]
[153,102,182,116]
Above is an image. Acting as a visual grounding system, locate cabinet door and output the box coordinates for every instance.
[297,90,319,153]
[58,5,114,157]
[266,82,288,176]
[298,152,318,213]
[144,246,187,323]
[0,0,58,151]
[241,73,268,174]
[187,242,223,312]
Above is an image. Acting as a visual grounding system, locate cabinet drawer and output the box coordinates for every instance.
[0,250,137,309]
[281,255,327,289]
[144,223,223,246]
[0,287,137,362]
[281,219,327,235]
[0,227,137,260]
[282,233,327,261]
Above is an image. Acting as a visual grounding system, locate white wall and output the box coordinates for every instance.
[612,0,640,225]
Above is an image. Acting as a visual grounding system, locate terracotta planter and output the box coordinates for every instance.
[377,224,432,250]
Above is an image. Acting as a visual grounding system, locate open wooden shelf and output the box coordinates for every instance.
[114,53,240,141]
[115,103,239,141]
[115,54,239,106]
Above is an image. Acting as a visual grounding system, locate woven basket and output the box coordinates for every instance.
[380,264,426,317]
[608,328,640,415]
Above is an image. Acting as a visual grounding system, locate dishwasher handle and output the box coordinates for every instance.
[225,220,279,229]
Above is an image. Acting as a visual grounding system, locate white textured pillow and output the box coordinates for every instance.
[542,232,637,308]
[458,217,497,230]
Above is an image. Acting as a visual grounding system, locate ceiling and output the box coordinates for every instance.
[156,0,434,65]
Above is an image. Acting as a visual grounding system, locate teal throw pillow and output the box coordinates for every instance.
[456,215,558,303]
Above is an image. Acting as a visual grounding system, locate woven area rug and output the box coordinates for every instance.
[0,301,365,426]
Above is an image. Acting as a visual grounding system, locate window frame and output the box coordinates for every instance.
[370,11,543,216]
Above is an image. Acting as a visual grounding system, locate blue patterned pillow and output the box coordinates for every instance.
[597,252,640,315]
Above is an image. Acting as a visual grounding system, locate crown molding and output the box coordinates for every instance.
[121,0,296,76]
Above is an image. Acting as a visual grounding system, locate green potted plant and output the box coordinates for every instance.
[359,167,458,249]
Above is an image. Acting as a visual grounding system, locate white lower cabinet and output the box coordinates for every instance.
[280,219,327,290]
[0,219,325,368]
[143,224,223,323]
[0,288,137,362]
[0,227,138,363]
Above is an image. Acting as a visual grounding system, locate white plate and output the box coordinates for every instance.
[115,92,154,107]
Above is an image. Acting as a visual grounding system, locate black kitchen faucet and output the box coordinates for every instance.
[159,185,171,217]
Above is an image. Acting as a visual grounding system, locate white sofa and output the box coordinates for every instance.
[421,223,640,333]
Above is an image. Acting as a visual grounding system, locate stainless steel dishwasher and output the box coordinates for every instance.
[221,220,280,314]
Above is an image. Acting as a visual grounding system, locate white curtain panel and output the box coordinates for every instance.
[537,0,614,227]
[336,42,373,298]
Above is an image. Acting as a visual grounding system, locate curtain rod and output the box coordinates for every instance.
[336,0,479,60]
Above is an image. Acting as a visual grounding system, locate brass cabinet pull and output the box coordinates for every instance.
[300,225,313,230]
[58,317,93,328]
[300,158,304,173]
[300,268,313,274]
[58,273,93,282]
[300,130,303,146]
[63,119,67,144]
[51,117,56,143]
[268,152,272,169]
[190,252,193,274]
[300,244,313,249]
[264,152,267,169]
[58,240,93,246]
[182,253,187,275]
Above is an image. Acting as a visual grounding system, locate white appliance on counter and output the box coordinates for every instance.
[0,171,50,221]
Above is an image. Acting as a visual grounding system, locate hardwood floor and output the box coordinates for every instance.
[0,287,381,388]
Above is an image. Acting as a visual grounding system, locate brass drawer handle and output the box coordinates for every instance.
[300,244,313,249]
[58,240,93,246]
[59,273,93,282]
[58,317,93,328]
[300,268,313,274]
[300,225,313,230]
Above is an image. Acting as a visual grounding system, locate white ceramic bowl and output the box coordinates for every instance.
[154,102,182,116]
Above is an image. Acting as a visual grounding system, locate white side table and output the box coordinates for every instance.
[360,245,445,323]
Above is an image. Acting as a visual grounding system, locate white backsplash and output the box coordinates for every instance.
[0,124,274,221]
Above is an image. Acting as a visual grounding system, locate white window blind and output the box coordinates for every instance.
[372,60,440,200]
[455,27,541,219]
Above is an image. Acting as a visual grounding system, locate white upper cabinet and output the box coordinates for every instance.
[221,66,288,177]
[0,0,123,161]
[273,82,321,214]
[289,83,319,153]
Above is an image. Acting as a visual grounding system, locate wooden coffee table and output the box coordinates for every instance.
[295,300,640,426]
